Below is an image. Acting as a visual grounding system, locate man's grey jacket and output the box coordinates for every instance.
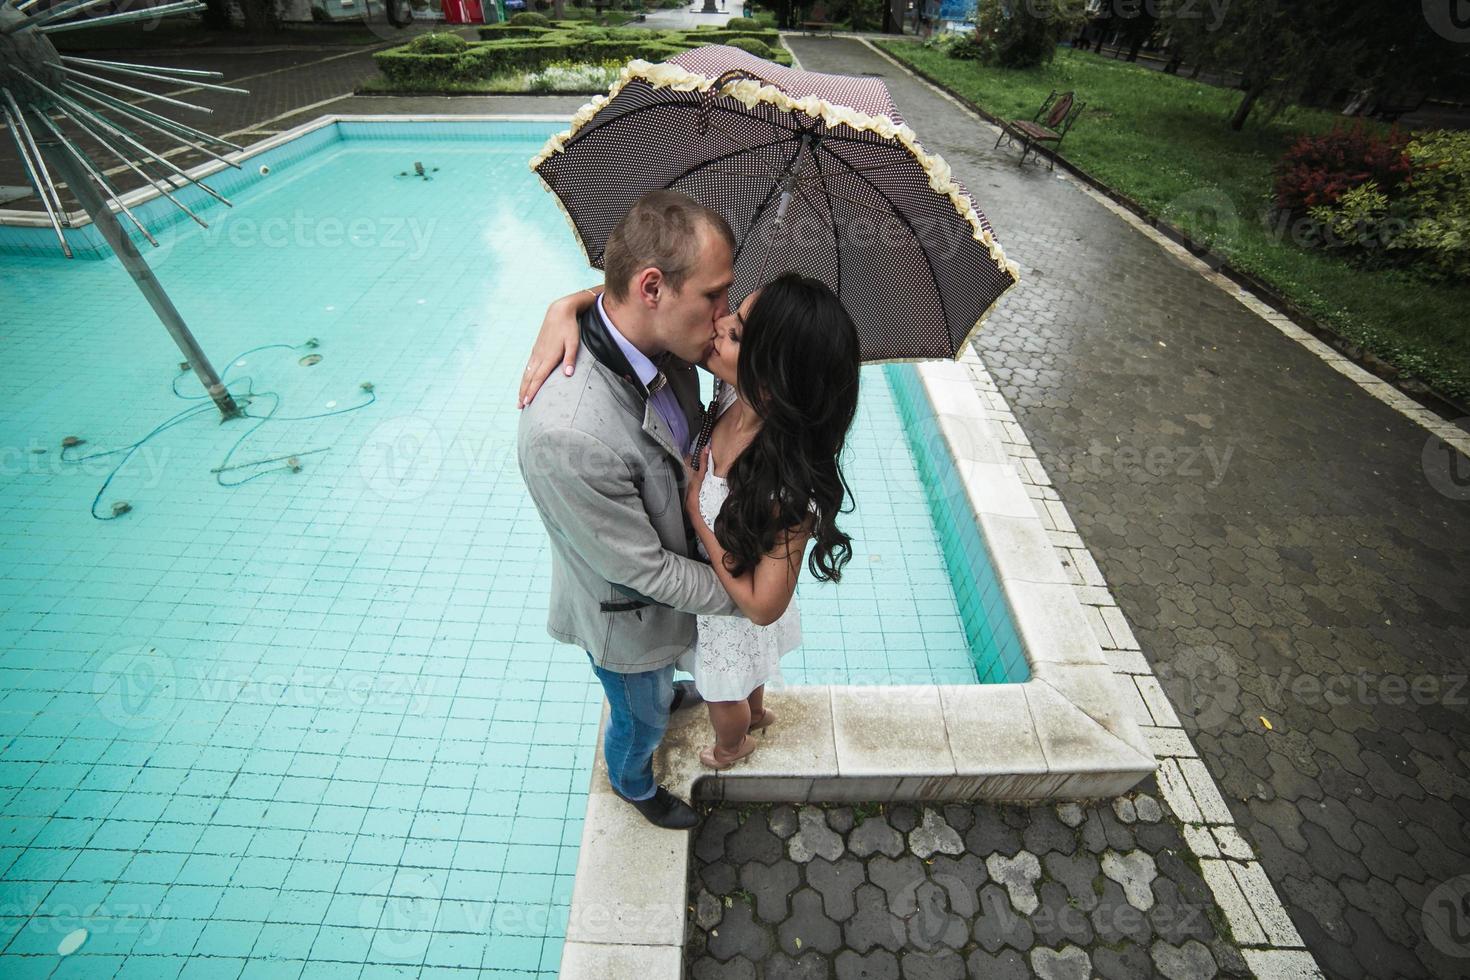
[517,303,738,673]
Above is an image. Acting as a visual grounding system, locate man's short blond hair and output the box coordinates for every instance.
[603,190,736,302]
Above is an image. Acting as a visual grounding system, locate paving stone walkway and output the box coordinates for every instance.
[686,791,1255,980]
[785,36,1470,980]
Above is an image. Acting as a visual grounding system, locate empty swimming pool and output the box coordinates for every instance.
[0,119,1026,978]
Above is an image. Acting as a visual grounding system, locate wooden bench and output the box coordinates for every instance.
[800,1,837,32]
[994,89,1085,170]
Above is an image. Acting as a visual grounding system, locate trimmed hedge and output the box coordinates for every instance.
[379,25,790,88]
[689,28,779,44]
[406,32,469,54]
[508,11,550,24]
[475,23,556,38]
[725,37,773,58]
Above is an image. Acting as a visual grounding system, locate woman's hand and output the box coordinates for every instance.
[518,285,602,408]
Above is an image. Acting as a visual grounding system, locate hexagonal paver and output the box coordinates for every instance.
[849,814,905,859]
[835,948,899,980]
[909,808,964,859]
[807,854,865,922]
[706,898,771,963]
[788,806,844,864]
[986,851,1043,915]
[777,888,842,957]
[1031,944,1092,980]
[740,859,800,924]
[1101,849,1158,911]
[1151,939,1218,980]
[844,883,907,954]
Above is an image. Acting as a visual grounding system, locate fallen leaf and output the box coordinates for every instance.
[1260,716,1273,730]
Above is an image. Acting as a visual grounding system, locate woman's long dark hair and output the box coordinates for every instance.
[714,272,861,583]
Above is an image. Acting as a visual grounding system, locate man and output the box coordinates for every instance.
[517,190,740,830]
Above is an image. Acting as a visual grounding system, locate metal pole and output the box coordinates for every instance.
[36,133,242,420]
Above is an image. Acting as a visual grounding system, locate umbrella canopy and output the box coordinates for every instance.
[530,45,1020,363]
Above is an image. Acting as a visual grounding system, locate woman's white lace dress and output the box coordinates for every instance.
[677,385,802,703]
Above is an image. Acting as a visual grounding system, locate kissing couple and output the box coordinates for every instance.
[517,189,861,830]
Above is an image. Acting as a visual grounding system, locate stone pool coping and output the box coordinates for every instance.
[562,353,1157,976]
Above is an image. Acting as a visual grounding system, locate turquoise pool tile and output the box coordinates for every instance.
[482,933,544,971]
[135,918,206,957]
[53,953,128,977]
[177,955,249,979]
[425,931,487,969]
[118,954,187,979]
[2,955,66,979]
[252,921,320,960]
[401,839,457,869]
[123,852,189,885]
[194,918,264,958]
[365,927,431,966]
[240,958,306,979]
[309,924,373,963]
[267,891,334,926]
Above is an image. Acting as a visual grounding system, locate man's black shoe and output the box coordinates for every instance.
[618,786,699,830]
[670,680,703,713]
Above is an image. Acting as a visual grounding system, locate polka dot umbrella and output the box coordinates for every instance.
[531,45,1020,363]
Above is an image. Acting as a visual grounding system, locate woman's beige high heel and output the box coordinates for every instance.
[700,734,757,770]
[747,707,777,733]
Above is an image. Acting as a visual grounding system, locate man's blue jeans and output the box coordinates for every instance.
[587,654,674,802]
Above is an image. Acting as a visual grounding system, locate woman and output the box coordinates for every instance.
[522,272,862,769]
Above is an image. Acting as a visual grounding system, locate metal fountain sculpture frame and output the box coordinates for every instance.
[1,0,248,418]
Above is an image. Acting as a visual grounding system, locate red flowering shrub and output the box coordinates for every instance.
[1273,123,1413,214]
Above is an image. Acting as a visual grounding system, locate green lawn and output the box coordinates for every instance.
[876,41,1470,404]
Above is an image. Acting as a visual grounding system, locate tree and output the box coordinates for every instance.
[968,0,1085,68]
[1113,0,1157,61]
[827,0,885,31]
[1165,0,1466,131]
[238,0,285,33]
[200,0,231,29]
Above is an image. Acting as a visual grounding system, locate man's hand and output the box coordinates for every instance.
[518,286,601,408]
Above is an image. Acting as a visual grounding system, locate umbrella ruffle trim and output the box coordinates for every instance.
[529,57,1022,286]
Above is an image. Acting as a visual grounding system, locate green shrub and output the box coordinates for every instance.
[968,0,1083,68]
[1280,128,1468,280]
[407,32,469,54]
[725,37,773,59]
[560,7,636,22]
[723,15,758,28]
[374,48,483,86]
[509,10,550,25]
[477,23,556,37]
[683,27,778,42]
[1388,130,1470,278]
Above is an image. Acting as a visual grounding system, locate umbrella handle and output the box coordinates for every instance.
[698,69,786,135]
[689,377,724,468]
